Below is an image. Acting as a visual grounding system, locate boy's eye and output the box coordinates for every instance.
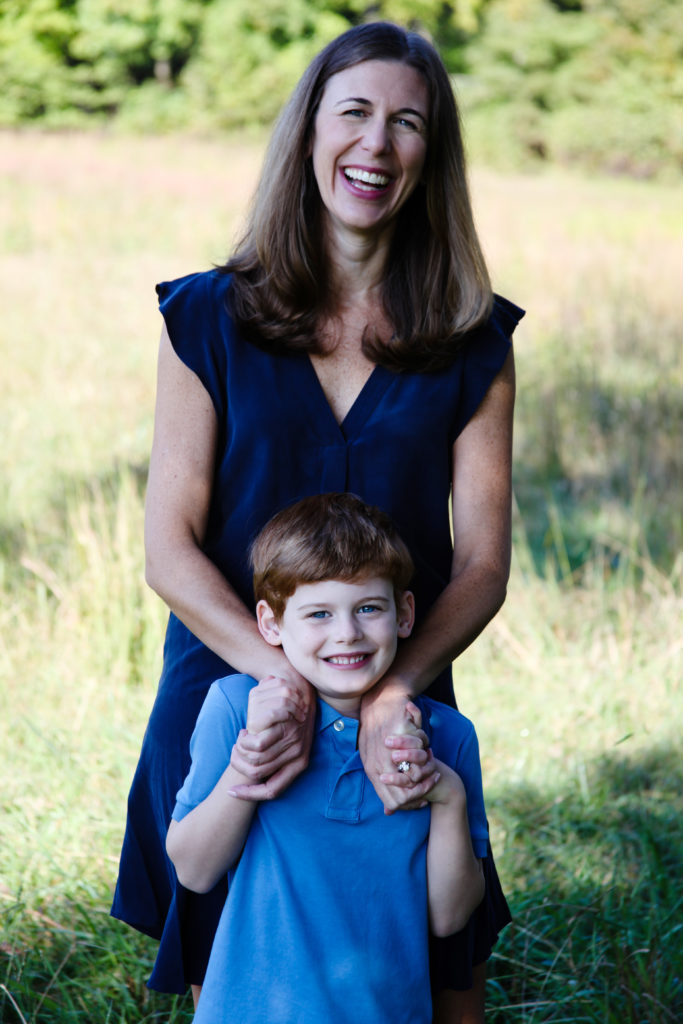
[358,604,381,614]
[308,610,330,619]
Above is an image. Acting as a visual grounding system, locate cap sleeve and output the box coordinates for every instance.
[156,271,230,421]
[452,294,525,440]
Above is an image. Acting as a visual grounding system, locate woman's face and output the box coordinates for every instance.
[310,59,429,242]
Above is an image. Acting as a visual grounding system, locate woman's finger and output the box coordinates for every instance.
[385,728,429,750]
[389,746,429,768]
[379,771,440,813]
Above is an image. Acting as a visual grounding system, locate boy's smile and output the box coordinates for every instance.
[257,576,414,716]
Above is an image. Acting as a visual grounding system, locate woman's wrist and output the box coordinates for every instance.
[363,669,416,708]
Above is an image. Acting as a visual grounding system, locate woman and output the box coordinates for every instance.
[112,21,523,1023]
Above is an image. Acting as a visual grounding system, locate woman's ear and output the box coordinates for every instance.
[396,590,415,638]
[256,599,282,646]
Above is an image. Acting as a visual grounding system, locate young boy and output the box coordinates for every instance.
[167,493,488,1024]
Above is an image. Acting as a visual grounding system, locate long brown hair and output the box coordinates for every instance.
[222,21,493,372]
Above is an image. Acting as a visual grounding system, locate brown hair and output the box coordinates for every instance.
[222,21,492,373]
[251,492,414,619]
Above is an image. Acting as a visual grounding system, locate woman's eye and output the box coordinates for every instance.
[342,108,366,118]
[394,116,418,131]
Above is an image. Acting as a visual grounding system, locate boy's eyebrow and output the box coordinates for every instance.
[296,594,391,610]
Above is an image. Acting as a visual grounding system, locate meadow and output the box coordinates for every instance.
[1,130,681,1022]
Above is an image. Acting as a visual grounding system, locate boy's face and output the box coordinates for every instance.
[257,576,414,717]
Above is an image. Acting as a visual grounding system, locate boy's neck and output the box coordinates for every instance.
[316,693,362,720]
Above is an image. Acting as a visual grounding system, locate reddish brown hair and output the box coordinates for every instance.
[251,493,414,619]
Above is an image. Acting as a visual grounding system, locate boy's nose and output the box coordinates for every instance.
[335,615,363,643]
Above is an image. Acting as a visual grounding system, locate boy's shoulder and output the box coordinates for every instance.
[414,697,481,774]
[414,695,478,748]
[204,674,258,717]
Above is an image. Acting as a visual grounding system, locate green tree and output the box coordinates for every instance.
[178,0,480,129]
[462,0,683,174]
[0,0,205,123]
[0,0,77,121]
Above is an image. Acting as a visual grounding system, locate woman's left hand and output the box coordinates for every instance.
[359,690,439,813]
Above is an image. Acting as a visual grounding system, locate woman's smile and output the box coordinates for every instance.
[341,165,393,197]
[311,59,429,240]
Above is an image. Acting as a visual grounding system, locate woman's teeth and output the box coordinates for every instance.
[344,168,390,190]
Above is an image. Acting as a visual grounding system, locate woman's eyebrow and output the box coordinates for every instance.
[334,95,371,107]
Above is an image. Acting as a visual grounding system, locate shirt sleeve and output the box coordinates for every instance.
[451,293,525,441]
[156,270,231,423]
[418,698,489,858]
[172,675,255,822]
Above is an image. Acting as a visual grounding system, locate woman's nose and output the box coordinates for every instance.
[361,117,391,155]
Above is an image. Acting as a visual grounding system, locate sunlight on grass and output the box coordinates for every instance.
[1,131,681,1021]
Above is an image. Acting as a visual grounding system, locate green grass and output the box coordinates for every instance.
[1,132,681,1021]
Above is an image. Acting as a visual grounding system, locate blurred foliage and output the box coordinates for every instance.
[0,0,681,176]
[461,0,683,176]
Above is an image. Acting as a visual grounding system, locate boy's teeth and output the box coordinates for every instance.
[327,654,366,665]
[344,168,389,187]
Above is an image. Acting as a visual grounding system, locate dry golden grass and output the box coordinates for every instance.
[1,130,681,1022]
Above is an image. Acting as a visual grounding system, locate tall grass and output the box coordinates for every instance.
[1,133,681,1021]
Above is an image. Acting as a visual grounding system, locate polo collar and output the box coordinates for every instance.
[317,697,360,734]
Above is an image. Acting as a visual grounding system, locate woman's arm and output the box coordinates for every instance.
[146,326,314,790]
[425,764,485,936]
[359,351,516,809]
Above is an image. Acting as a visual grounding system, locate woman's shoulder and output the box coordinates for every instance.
[156,268,232,311]
[446,292,524,439]
[476,293,525,346]
[491,292,525,336]
[155,269,237,411]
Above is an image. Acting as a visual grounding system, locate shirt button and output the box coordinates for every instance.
[333,719,345,732]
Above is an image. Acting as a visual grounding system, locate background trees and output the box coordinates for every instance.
[0,0,680,175]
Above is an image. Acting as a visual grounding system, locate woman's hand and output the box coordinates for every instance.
[359,690,439,813]
[228,673,316,801]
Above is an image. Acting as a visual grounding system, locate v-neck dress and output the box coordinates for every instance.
[111,269,525,994]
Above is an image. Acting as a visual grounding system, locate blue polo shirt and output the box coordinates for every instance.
[173,676,488,1024]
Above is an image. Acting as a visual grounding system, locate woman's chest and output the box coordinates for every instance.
[308,348,375,425]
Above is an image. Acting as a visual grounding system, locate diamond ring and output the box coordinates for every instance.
[397,761,411,774]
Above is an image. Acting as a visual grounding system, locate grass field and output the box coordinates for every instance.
[1,130,681,1022]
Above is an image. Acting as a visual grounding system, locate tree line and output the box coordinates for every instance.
[0,0,680,176]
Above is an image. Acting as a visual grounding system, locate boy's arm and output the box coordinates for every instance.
[425,763,485,937]
[167,676,305,893]
[167,755,257,893]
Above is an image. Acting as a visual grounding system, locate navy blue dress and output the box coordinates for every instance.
[111,269,524,993]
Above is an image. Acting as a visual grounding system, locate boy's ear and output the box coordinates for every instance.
[396,590,415,638]
[256,599,283,646]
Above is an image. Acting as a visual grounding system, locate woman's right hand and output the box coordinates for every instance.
[228,672,316,800]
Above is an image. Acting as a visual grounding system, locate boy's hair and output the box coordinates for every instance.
[251,493,414,619]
